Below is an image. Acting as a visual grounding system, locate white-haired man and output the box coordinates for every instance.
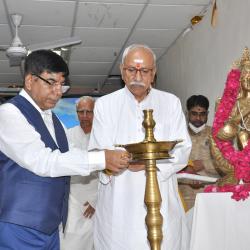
[61,96,97,250]
[89,44,192,250]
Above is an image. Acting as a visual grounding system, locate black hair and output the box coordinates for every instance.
[24,50,69,79]
[0,97,6,104]
[186,95,209,111]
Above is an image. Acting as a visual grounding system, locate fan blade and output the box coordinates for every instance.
[27,36,82,51]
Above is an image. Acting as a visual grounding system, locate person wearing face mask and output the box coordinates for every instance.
[178,95,220,210]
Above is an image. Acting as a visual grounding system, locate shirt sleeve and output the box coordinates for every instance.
[89,99,118,183]
[199,159,220,177]
[0,103,105,177]
[157,98,192,181]
[88,99,115,151]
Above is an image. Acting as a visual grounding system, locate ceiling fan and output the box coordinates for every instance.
[0,13,82,67]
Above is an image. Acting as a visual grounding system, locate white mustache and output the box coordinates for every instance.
[129,81,146,87]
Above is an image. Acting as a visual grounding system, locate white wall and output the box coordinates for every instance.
[156,0,250,124]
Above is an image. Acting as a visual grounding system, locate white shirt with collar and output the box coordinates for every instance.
[0,89,105,178]
[89,86,192,250]
[60,125,98,250]
[66,125,98,208]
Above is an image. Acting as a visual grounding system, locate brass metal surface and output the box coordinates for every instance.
[116,140,181,160]
[191,15,203,25]
[118,109,181,250]
[211,48,250,185]
[209,135,238,186]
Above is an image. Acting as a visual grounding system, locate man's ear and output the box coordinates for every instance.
[24,74,33,91]
[152,68,157,77]
[120,64,124,80]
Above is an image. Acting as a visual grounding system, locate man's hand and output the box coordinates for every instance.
[192,160,205,172]
[83,202,95,219]
[128,161,145,172]
[105,150,130,174]
[183,165,196,174]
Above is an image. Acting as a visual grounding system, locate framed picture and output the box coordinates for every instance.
[53,96,80,129]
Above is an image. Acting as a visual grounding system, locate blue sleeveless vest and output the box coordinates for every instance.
[0,95,70,235]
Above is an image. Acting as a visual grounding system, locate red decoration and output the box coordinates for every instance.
[205,69,250,201]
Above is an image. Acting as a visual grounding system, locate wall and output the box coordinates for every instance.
[156,0,250,124]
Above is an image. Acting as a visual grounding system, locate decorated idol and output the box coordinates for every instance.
[208,47,250,201]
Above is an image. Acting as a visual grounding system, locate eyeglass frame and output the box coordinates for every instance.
[31,73,70,93]
[122,66,154,78]
[76,109,94,116]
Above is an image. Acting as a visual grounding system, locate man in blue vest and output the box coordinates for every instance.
[0,50,129,250]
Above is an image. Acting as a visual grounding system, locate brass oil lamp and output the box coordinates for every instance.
[117,109,181,250]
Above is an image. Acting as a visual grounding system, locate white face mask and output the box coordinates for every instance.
[189,122,206,134]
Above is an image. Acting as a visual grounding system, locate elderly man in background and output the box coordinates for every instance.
[0,50,129,250]
[179,95,220,210]
[89,44,192,250]
[60,96,97,250]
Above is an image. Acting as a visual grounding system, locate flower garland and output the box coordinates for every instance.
[204,69,250,201]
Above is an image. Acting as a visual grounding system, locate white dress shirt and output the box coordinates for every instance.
[89,87,192,250]
[66,126,98,207]
[61,125,98,250]
[0,89,105,178]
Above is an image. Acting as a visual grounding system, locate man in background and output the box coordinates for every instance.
[60,96,97,250]
[0,97,6,104]
[179,95,220,210]
[89,44,191,250]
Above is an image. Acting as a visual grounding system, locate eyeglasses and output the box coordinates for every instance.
[32,73,70,93]
[189,111,208,117]
[77,109,93,116]
[123,66,153,78]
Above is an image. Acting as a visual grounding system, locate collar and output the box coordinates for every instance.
[19,89,52,116]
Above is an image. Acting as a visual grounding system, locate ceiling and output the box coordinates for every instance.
[0,0,211,97]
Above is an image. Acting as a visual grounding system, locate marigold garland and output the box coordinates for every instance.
[204,69,250,201]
